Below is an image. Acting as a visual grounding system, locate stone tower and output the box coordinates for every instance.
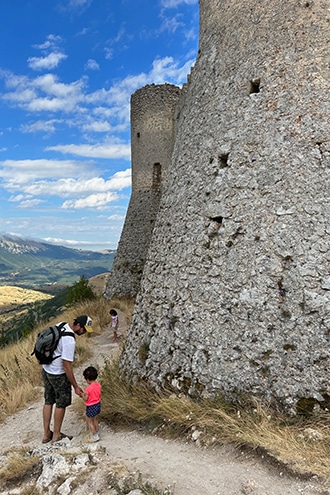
[120,0,330,414]
[105,84,181,298]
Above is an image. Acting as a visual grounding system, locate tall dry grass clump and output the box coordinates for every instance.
[0,331,42,420]
[0,450,41,485]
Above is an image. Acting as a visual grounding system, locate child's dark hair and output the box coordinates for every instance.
[109,309,117,316]
[83,366,98,381]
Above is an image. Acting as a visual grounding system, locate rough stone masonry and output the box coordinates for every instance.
[109,0,330,414]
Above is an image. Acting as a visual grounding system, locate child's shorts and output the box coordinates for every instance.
[86,402,101,418]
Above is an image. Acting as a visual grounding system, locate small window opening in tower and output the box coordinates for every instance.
[152,163,162,190]
[219,153,229,168]
[210,216,223,225]
[249,79,260,94]
[137,132,140,138]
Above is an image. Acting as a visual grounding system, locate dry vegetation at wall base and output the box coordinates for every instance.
[2,293,330,486]
[99,354,330,484]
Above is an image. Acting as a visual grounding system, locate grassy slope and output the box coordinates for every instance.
[0,286,53,307]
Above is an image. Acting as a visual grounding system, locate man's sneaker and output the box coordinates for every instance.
[93,432,100,442]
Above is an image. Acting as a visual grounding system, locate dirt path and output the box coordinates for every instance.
[0,311,328,495]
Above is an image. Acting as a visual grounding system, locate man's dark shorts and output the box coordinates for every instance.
[42,369,72,408]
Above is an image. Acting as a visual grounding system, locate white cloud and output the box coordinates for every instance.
[0,159,95,183]
[34,74,81,98]
[0,55,194,134]
[29,35,67,71]
[81,120,111,132]
[62,191,119,209]
[33,35,63,51]
[23,170,131,197]
[158,15,184,34]
[1,161,131,210]
[76,27,89,36]
[104,47,114,60]
[46,142,131,159]
[85,59,100,71]
[28,52,67,71]
[4,87,37,103]
[161,0,197,7]
[2,71,86,113]
[107,214,125,221]
[18,198,45,208]
[68,0,92,9]
[43,236,116,249]
[21,119,61,134]
[27,96,75,112]
[9,194,26,202]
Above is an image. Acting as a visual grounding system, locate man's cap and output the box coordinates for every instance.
[76,315,93,332]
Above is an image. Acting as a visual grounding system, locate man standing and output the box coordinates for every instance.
[42,315,93,443]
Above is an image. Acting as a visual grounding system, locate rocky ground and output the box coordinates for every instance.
[0,310,329,495]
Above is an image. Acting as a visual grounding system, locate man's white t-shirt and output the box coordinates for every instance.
[42,323,76,375]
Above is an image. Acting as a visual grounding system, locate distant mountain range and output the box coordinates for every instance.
[0,234,115,289]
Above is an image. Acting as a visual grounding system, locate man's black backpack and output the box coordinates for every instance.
[31,322,75,365]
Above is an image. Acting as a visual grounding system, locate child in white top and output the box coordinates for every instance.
[109,309,118,342]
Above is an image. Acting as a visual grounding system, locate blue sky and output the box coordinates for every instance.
[0,0,199,251]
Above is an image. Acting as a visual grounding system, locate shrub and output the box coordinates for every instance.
[67,275,96,304]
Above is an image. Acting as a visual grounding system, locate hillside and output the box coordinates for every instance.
[0,234,115,288]
[0,273,110,346]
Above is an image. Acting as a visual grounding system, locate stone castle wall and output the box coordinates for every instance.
[105,84,181,298]
[118,0,330,414]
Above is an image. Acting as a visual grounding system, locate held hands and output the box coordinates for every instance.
[74,386,88,401]
[74,385,84,397]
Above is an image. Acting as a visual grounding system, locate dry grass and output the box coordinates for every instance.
[0,285,54,331]
[88,272,110,294]
[0,286,53,307]
[0,450,41,484]
[100,355,330,484]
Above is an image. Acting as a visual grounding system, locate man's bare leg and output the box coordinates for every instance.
[42,404,53,442]
[52,407,66,441]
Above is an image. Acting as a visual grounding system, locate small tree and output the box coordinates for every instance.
[67,275,95,304]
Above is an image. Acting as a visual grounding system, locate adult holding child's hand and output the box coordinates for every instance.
[41,315,93,444]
